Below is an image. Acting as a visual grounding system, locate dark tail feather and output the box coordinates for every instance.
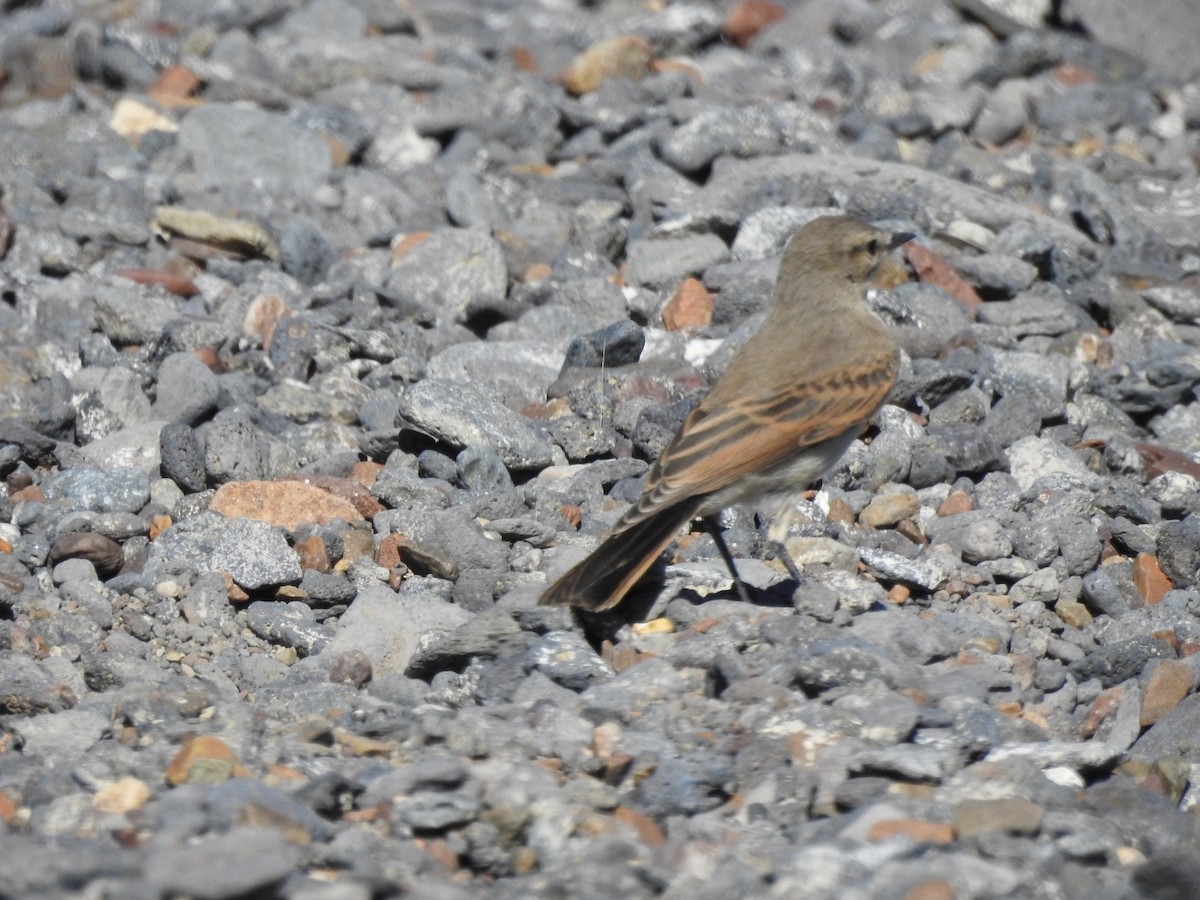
[540,500,704,612]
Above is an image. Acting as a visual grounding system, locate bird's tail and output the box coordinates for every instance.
[540,499,704,612]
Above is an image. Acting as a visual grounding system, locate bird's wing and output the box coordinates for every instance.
[618,348,898,529]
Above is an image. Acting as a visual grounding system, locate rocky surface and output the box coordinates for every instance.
[2,0,1200,897]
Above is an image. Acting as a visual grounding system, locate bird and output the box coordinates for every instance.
[540,215,911,613]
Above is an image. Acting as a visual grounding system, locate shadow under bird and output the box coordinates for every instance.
[540,215,914,613]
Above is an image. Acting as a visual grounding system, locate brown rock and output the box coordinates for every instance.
[376,532,456,580]
[723,0,787,46]
[149,514,172,540]
[166,735,248,786]
[1138,443,1200,481]
[117,268,199,297]
[859,492,919,528]
[47,532,124,576]
[1055,596,1093,630]
[280,474,384,519]
[904,242,982,315]
[937,490,973,517]
[329,650,373,688]
[391,230,431,260]
[867,818,955,844]
[1133,552,1173,605]
[1081,687,1123,739]
[150,64,202,101]
[209,480,362,531]
[9,484,43,503]
[524,262,552,283]
[902,881,957,900]
[613,806,666,847]
[1140,660,1194,727]
[888,584,911,605]
[662,277,714,330]
[561,35,653,95]
[0,790,17,825]
[826,497,856,525]
[295,534,330,573]
[953,798,1044,838]
[349,460,383,487]
[339,525,376,565]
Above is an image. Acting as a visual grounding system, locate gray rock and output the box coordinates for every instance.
[210,517,302,590]
[92,284,181,346]
[321,582,472,677]
[1007,435,1102,492]
[1060,0,1200,79]
[159,422,207,493]
[279,215,338,285]
[77,421,168,476]
[10,708,109,763]
[398,379,556,470]
[383,229,508,325]
[659,107,782,172]
[526,630,614,691]
[394,791,482,832]
[144,826,301,900]
[560,319,645,371]
[427,340,565,409]
[43,466,149,513]
[245,600,332,655]
[201,408,271,484]
[1157,515,1200,589]
[624,233,730,289]
[153,352,219,425]
[179,104,333,197]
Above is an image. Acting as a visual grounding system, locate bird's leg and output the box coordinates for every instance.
[763,509,805,585]
[765,540,804,584]
[699,517,752,604]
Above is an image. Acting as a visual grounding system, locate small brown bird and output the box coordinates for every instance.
[540,215,910,612]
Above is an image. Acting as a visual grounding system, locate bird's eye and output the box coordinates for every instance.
[866,238,879,255]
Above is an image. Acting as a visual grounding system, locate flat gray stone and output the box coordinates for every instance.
[398,378,556,470]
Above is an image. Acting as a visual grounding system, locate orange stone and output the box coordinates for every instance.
[1140,660,1194,727]
[279,474,384,519]
[902,881,958,900]
[662,277,715,331]
[9,484,45,503]
[149,514,172,540]
[1080,687,1123,739]
[391,230,432,260]
[937,490,973,517]
[1133,553,1173,605]
[867,818,955,844]
[524,262,552,283]
[166,735,248,786]
[0,790,18,825]
[209,480,362,531]
[613,806,666,846]
[349,460,383,487]
[723,0,787,47]
[151,64,202,100]
[375,532,406,570]
[295,534,330,573]
[904,242,982,315]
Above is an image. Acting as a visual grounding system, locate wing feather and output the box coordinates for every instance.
[621,349,898,528]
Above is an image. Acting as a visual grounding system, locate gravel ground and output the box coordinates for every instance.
[2,0,1200,897]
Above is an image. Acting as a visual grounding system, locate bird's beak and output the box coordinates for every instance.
[888,231,916,249]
